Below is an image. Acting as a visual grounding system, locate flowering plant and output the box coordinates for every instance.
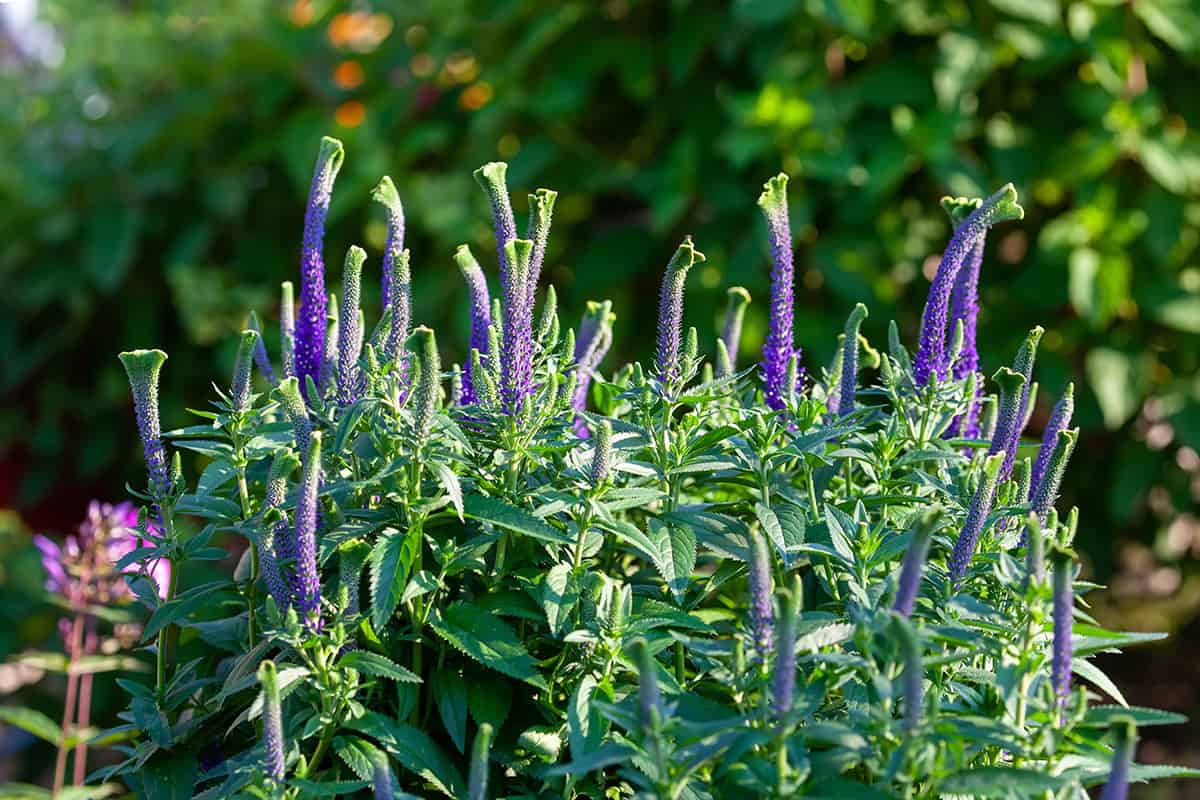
[86,138,1200,797]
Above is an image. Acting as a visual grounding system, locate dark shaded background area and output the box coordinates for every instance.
[1,0,1198,793]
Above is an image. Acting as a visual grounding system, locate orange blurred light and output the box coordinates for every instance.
[410,53,435,79]
[459,82,493,111]
[335,100,366,128]
[334,61,365,90]
[289,0,314,27]
[328,12,392,52]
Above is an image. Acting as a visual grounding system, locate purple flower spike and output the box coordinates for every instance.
[295,137,345,401]
[986,362,1030,483]
[891,613,923,733]
[246,311,276,387]
[893,508,940,618]
[280,281,296,380]
[997,326,1044,480]
[914,184,1023,386]
[948,450,1006,584]
[500,239,535,415]
[257,660,286,782]
[1050,545,1075,716]
[1099,717,1137,800]
[757,174,798,410]
[572,300,615,432]
[835,303,868,417]
[747,526,774,659]
[719,287,751,377]
[941,196,986,381]
[383,248,412,378]
[231,329,259,413]
[261,452,298,611]
[118,349,170,500]
[371,176,405,310]
[1031,428,1079,523]
[1030,383,1074,497]
[372,748,395,800]
[294,431,323,632]
[455,245,492,404]
[336,246,366,406]
[655,237,705,387]
[527,189,557,295]
[773,574,801,718]
[474,162,517,293]
[321,291,340,397]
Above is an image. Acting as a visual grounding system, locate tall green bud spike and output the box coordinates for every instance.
[630,638,662,734]
[890,613,924,733]
[719,286,751,376]
[336,245,366,406]
[246,310,276,386]
[276,376,313,456]
[280,281,296,380]
[407,326,441,442]
[528,188,558,293]
[1032,428,1079,523]
[468,723,493,800]
[836,303,868,417]
[231,329,259,413]
[258,659,286,781]
[118,349,171,499]
[1024,513,1045,588]
[537,284,558,343]
[590,420,612,486]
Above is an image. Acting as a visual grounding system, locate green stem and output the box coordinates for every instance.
[238,470,258,648]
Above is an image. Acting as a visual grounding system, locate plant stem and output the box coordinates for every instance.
[72,616,97,785]
[238,470,259,648]
[53,611,84,799]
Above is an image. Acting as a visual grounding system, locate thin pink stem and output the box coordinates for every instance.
[72,616,97,785]
[52,612,84,799]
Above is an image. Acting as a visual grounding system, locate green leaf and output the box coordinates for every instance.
[337,650,422,683]
[432,669,469,753]
[1080,705,1187,728]
[289,780,371,797]
[467,668,512,729]
[462,494,572,545]
[430,460,464,520]
[648,517,697,602]
[542,562,581,637]
[430,602,547,689]
[141,581,228,642]
[335,735,383,780]
[1085,348,1150,430]
[1073,658,1127,706]
[939,766,1067,796]
[0,706,61,746]
[370,526,419,630]
[347,712,465,799]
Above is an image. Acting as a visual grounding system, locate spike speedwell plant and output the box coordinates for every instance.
[95,138,1197,799]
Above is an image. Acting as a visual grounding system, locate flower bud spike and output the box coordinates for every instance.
[1050,544,1076,716]
[947,318,965,368]
[454,245,491,404]
[468,723,493,800]
[258,659,286,782]
[590,420,612,486]
[890,613,924,733]
[979,394,998,441]
[949,451,1006,583]
[1021,381,1039,432]
[321,292,339,398]
[1064,506,1079,547]
[630,638,662,733]
[384,248,413,379]
[655,237,704,387]
[758,174,798,411]
[887,319,911,373]
[987,365,1028,481]
[247,310,277,386]
[449,363,462,408]
[996,326,1043,479]
[1031,383,1074,499]
[487,317,502,386]
[371,748,394,800]
[915,184,1022,386]
[276,377,313,457]
[338,539,369,616]
[785,351,801,405]
[408,327,441,442]
[296,137,345,400]
[527,188,557,294]
[836,303,868,417]
[1032,428,1079,523]
[280,281,296,380]
[715,339,734,380]
[336,246,366,406]
[371,175,405,311]
[474,162,517,288]
[1099,717,1137,800]
[1024,513,1045,588]
[825,334,845,417]
[118,349,171,501]
[947,219,985,382]
[683,325,699,372]
[295,431,324,631]
[721,287,751,374]
[894,507,941,617]
[773,573,801,718]
[747,525,774,659]
[500,239,535,415]
[537,283,558,344]
[229,330,259,414]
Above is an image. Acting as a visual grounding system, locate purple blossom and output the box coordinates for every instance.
[655,238,704,387]
[1031,428,1079,523]
[1030,383,1074,497]
[747,526,774,659]
[118,349,170,501]
[572,300,615,434]
[371,176,405,310]
[474,162,517,298]
[280,281,296,380]
[260,453,298,611]
[948,236,984,381]
[247,311,276,386]
[772,574,801,717]
[758,174,799,410]
[231,329,259,413]
[719,287,751,377]
[893,509,938,618]
[1050,546,1075,714]
[1099,717,1137,800]
[295,431,324,631]
[454,245,491,405]
[295,137,345,401]
[336,246,366,406]
[835,303,868,417]
[914,184,1022,386]
[948,450,1007,584]
[527,189,557,295]
[500,239,535,415]
[258,660,286,782]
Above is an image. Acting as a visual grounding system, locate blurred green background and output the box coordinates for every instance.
[1,0,1199,790]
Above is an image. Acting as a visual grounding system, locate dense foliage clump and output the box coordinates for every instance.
[90,139,1195,798]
